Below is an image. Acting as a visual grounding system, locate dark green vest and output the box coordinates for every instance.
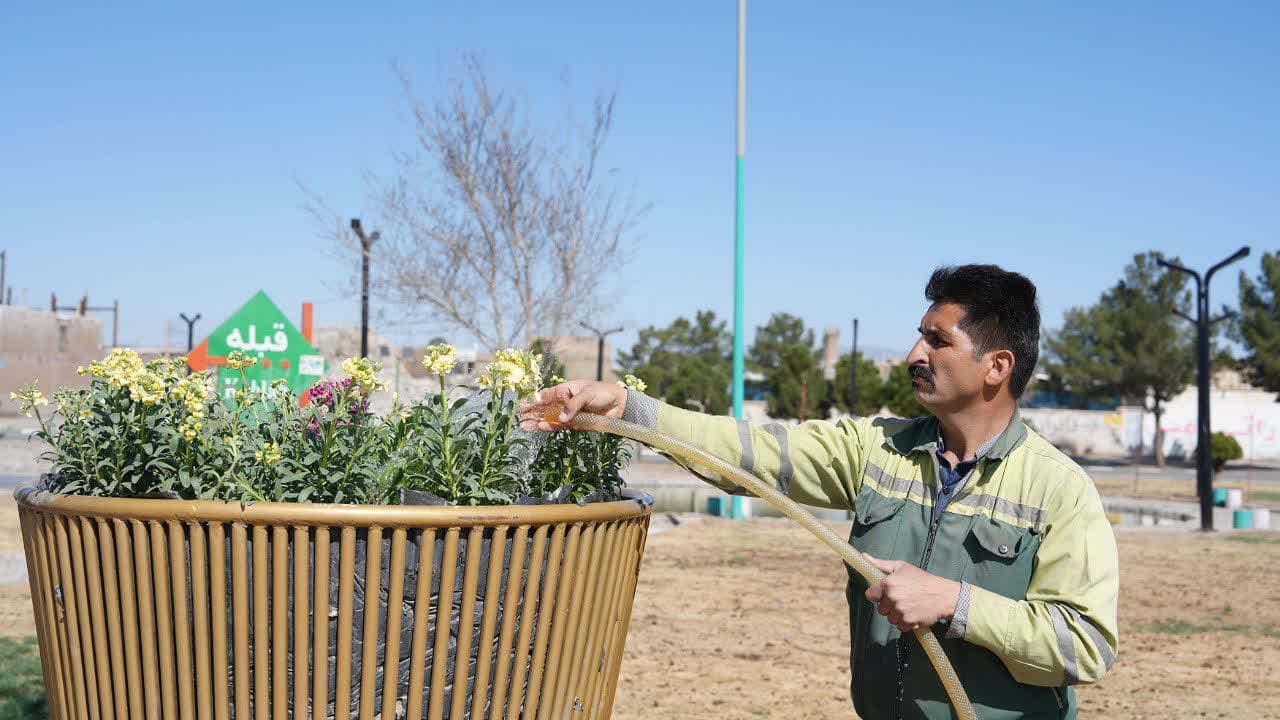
[844,420,1076,720]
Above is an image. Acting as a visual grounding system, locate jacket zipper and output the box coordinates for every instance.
[894,456,984,720]
[893,454,944,720]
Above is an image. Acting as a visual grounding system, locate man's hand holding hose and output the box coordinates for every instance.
[518,380,628,432]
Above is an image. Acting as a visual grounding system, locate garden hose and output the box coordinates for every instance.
[566,411,977,720]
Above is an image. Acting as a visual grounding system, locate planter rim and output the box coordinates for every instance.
[15,486,654,527]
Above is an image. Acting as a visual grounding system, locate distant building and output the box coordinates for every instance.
[743,370,768,401]
[398,344,488,380]
[0,306,102,412]
[311,324,397,372]
[133,347,185,362]
[876,358,900,382]
[532,335,617,383]
[821,327,841,379]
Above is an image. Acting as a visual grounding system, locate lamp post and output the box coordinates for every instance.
[1156,246,1250,531]
[178,313,201,352]
[580,323,623,381]
[850,317,859,415]
[350,219,380,359]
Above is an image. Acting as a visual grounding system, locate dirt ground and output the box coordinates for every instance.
[1090,473,1280,508]
[610,519,1280,720]
[3,503,1278,718]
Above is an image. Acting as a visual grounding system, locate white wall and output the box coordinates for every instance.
[1023,385,1280,460]
[1020,408,1129,457]
[1143,386,1280,461]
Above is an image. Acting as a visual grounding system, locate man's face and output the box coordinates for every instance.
[905,302,991,412]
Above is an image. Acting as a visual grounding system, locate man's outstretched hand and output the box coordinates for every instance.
[863,555,962,633]
[518,380,628,432]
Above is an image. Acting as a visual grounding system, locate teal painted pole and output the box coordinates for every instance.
[730,0,747,522]
[732,0,746,420]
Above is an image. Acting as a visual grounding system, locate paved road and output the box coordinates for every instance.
[1079,461,1280,487]
[0,474,36,490]
[633,451,1280,488]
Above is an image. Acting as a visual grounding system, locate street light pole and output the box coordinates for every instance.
[1157,246,1250,531]
[351,219,380,359]
[850,317,859,416]
[580,323,624,381]
[178,313,201,352]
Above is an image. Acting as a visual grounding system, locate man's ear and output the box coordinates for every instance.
[985,349,1015,387]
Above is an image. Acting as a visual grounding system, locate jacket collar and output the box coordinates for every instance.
[885,409,1027,461]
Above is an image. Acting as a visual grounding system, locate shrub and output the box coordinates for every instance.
[1211,431,1243,474]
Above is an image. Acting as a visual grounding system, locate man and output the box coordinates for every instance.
[520,265,1118,720]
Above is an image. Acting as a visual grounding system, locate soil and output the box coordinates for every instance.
[609,519,1280,720]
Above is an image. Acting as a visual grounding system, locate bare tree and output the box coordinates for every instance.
[317,58,640,351]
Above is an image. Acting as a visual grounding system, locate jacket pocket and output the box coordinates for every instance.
[970,516,1028,562]
[848,486,908,563]
[854,486,904,526]
[964,516,1041,599]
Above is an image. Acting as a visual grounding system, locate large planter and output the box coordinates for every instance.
[16,487,652,720]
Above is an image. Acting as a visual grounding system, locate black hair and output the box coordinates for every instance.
[925,264,1040,398]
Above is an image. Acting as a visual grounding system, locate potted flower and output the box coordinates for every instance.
[15,345,652,720]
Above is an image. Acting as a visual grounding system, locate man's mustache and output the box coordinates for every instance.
[909,365,935,384]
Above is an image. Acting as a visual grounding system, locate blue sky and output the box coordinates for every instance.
[2,1,1276,360]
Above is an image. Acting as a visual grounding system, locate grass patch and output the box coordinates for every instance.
[1138,621,1280,638]
[1249,490,1280,504]
[1223,534,1280,545]
[0,636,46,720]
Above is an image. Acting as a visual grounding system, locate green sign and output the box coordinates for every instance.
[203,291,325,404]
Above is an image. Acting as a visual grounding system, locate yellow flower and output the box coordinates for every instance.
[127,371,165,405]
[617,374,647,393]
[9,384,49,417]
[179,417,203,442]
[342,357,389,394]
[546,374,566,386]
[147,356,188,382]
[172,373,211,417]
[80,349,146,389]
[422,343,458,376]
[77,349,174,405]
[478,360,524,394]
[388,393,411,422]
[223,435,241,454]
[79,408,92,420]
[254,441,282,467]
[225,350,258,370]
[480,348,542,396]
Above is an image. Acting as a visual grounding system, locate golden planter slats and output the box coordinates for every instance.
[17,487,652,720]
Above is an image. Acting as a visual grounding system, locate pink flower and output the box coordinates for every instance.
[305,379,370,438]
